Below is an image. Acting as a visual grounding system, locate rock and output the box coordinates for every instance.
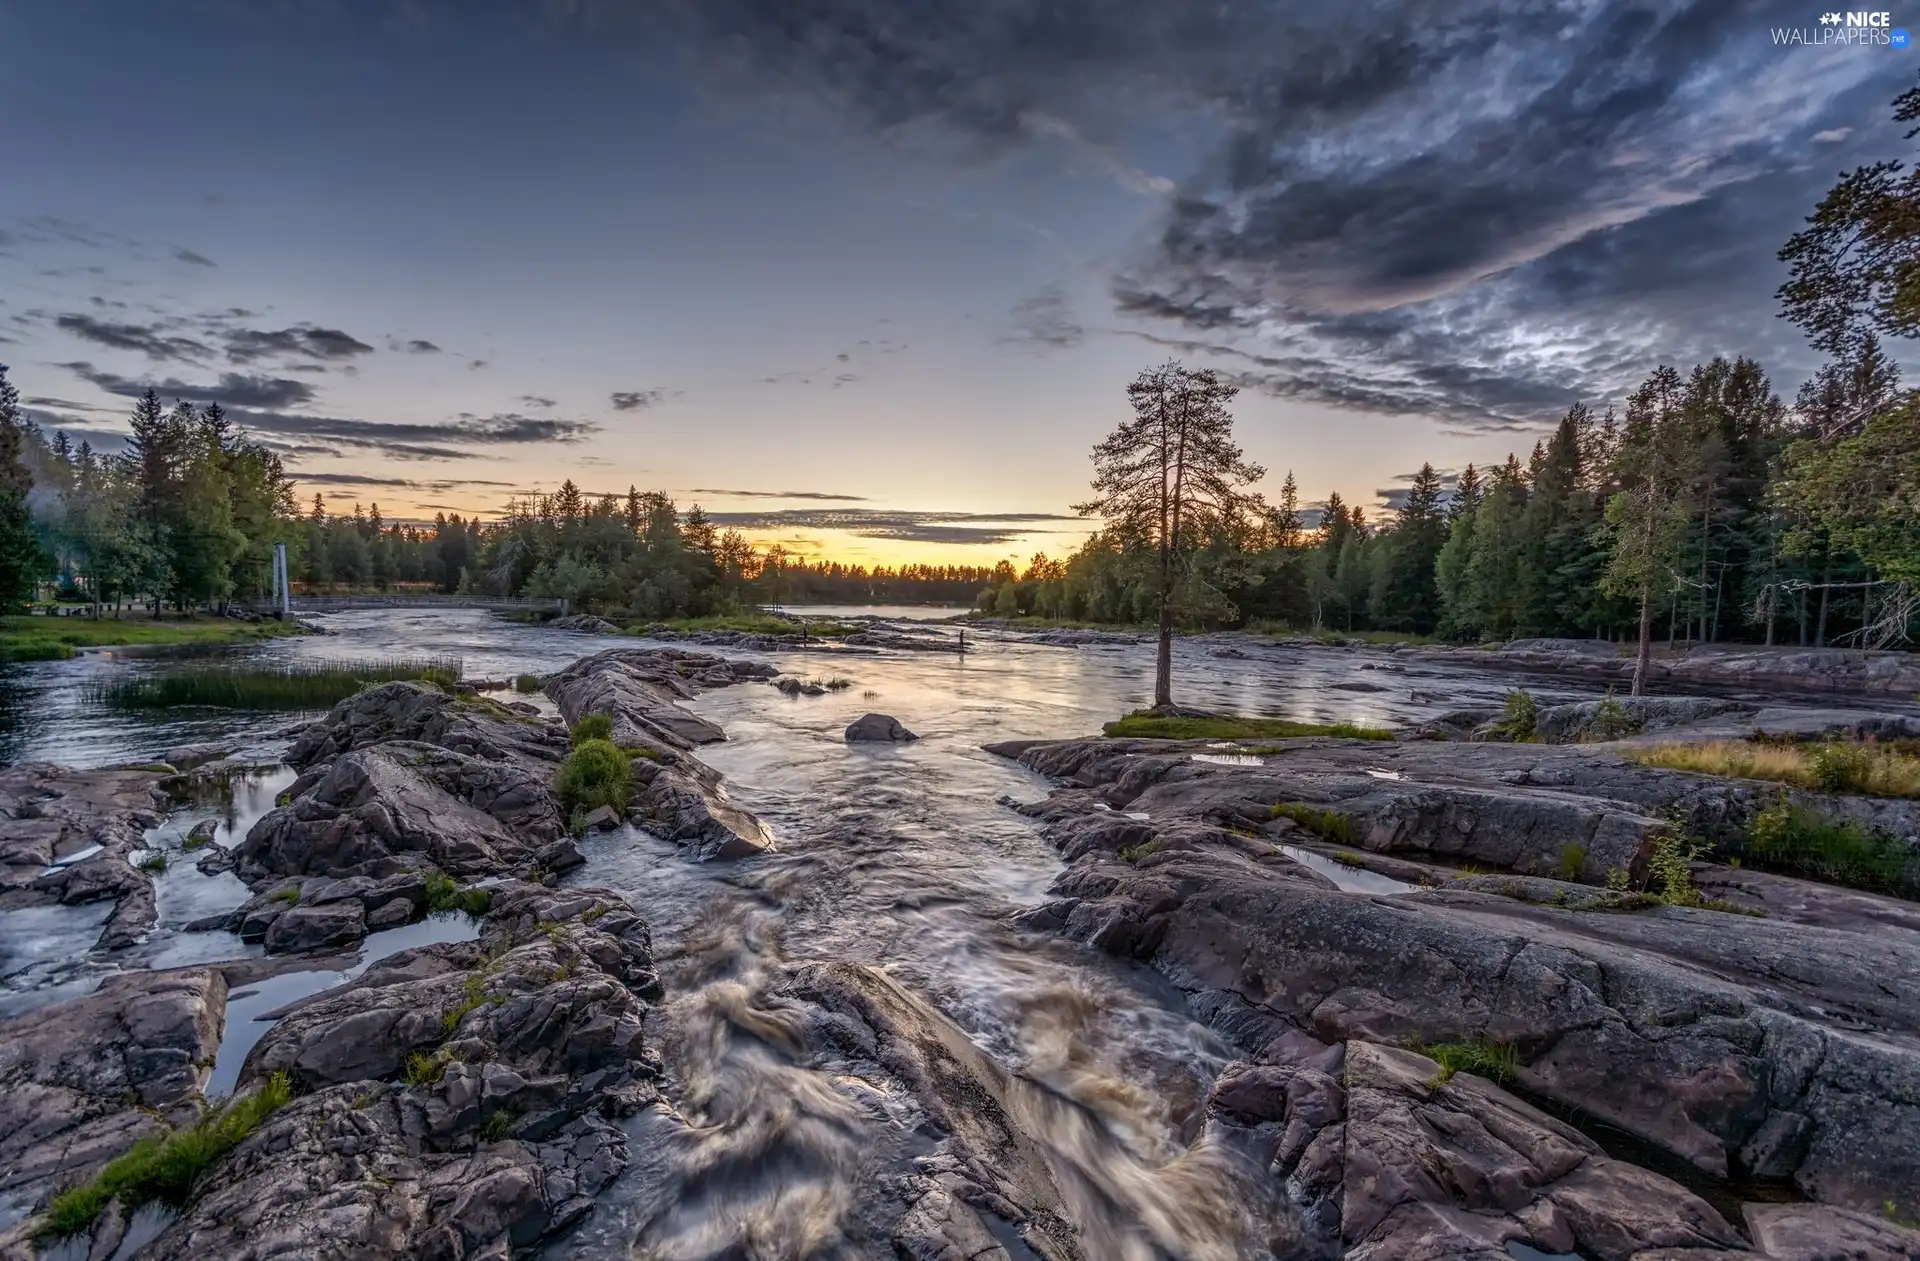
[1743,1203,1920,1261]
[236,742,561,883]
[365,898,413,930]
[264,901,368,954]
[845,713,919,743]
[0,762,167,950]
[997,734,1920,1221]
[1401,639,1920,699]
[1328,680,1390,692]
[1533,695,1749,744]
[0,968,224,1221]
[545,649,777,861]
[581,804,620,832]
[163,743,237,771]
[285,681,570,772]
[548,613,620,634]
[772,676,827,696]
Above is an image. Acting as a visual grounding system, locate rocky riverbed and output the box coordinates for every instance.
[3,616,1920,1259]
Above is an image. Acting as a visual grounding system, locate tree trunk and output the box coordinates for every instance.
[1815,555,1832,647]
[1154,597,1174,709]
[1633,587,1654,697]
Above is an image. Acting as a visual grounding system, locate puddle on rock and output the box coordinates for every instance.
[205,911,481,1097]
[1280,846,1417,895]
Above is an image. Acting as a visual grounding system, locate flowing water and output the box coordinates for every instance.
[1,609,1642,1257]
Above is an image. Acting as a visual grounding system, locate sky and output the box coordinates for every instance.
[0,0,1912,567]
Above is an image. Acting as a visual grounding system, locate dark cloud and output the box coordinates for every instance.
[611,388,675,410]
[468,358,489,371]
[686,488,869,501]
[290,473,521,490]
[55,314,212,363]
[223,324,374,364]
[699,507,1079,546]
[173,247,217,267]
[405,339,442,354]
[61,362,318,409]
[655,0,1904,420]
[519,395,557,408]
[1003,285,1083,351]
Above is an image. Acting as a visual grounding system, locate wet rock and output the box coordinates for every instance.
[846,713,919,743]
[1743,1203,1920,1261]
[545,649,777,861]
[1402,639,1920,699]
[236,742,561,883]
[548,613,620,634]
[772,676,827,696]
[265,901,368,954]
[163,743,237,771]
[0,967,224,1222]
[580,804,620,832]
[999,735,1920,1221]
[285,681,569,771]
[1533,695,1748,744]
[0,762,167,950]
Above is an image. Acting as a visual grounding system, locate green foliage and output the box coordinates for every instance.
[1104,712,1393,741]
[1604,867,1631,891]
[555,738,633,815]
[181,832,211,852]
[135,850,167,874]
[1748,801,1918,896]
[423,871,491,916]
[415,665,458,690]
[1268,802,1356,844]
[1557,844,1588,882]
[1646,834,1708,907]
[1497,689,1538,742]
[91,656,462,712]
[1589,689,1642,741]
[0,613,307,662]
[570,713,614,746]
[37,1071,292,1238]
[1809,742,1878,793]
[479,1109,515,1142]
[513,673,543,693]
[267,886,300,905]
[440,975,491,1035]
[1414,1040,1520,1088]
[402,1048,454,1086]
[1118,839,1163,864]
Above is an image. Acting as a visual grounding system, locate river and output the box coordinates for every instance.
[0,609,1634,1258]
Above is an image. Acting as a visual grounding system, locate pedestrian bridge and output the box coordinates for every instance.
[255,594,564,616]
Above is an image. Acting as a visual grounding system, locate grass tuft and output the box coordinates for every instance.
[513,673,543,694]
[569,713,614,746]
[1748,801,1918,897]
[1104,712,1393,742]
[423,871,491,917]
[90,655,462,712]
[37,1071,293,1238]
[1268,802,1356,844]
[402,1048,455,1086]
[1414,1040,1520,1088]
[135,850,167,874]
[1626,739,1920,799]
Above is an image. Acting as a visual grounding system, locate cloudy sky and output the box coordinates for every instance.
[0,1,1909,564]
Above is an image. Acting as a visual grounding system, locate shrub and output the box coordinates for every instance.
[1809,742,1877,793]
[569,713,614,746]
[1646,834,1707,907]
[1588,688,1642,741]
[38,1072,292,1238]
[823,677,854,691]
[135,851,167,873]
[1269,802,1356,844]
[1748,801,1917,895]
[555,738,632,814]
[479,1109,515,1142]
[513,674,542,694]
[1557,843,1587,882]
[1498,689,1538,742]
[402,1048,454,1086]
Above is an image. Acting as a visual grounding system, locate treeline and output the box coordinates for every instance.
[5,378,298,614]
[984,343,1911,649]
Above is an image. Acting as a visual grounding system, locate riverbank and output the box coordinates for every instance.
[0,615,310,662]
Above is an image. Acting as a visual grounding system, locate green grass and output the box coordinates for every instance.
[89,655,464,712]
[135,851,167,874]
[555,738,633,815]
[267,886,300,905]
[181,833,212,853]
[1413,1040,1520,1088]
[37,1071,293,1238]
[423,871,491,917]
[1556,843,1587,882]
[1103,712,1394,741]
[570,713,614,746]
[1269,802,1357,844]
[440,975,491,1035]
[1747,802,1918,897]
[513,673,543,693]
[0,614,310,663]
[478,1109,515,1142]
[402,1048,455,1086]
[1496,688,1538,742]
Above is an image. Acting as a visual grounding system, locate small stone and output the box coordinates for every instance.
[844,713,919,743]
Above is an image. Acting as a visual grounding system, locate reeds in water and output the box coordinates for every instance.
[91,655,463,711]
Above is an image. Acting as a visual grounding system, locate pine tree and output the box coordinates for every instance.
[1378,462,1447,632]
[0,365,44,608]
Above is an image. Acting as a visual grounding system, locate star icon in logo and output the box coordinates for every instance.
[1821,11,1843,22]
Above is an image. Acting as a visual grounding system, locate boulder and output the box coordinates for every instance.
[548,613,620,634]
[163,743,237,771]
[0,967,224,1221]
[845,713,919,743]
[580,805,620,832]
[264,901,368,955]
[285,681,569,771]
[0,761,167,951]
